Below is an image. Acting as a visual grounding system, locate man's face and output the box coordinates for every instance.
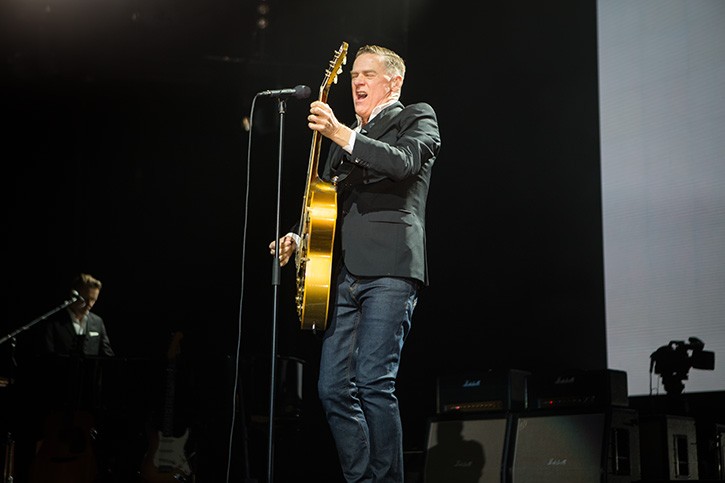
[349,53,399,124]
[73,287,100,317]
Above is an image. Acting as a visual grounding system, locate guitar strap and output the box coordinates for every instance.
[330,153,354,183]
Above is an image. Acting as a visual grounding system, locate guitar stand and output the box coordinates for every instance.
[2,417,15,483]
[1,343,17,483]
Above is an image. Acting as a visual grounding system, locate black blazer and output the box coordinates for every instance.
[321,101,441,286]
[43,309,115,357]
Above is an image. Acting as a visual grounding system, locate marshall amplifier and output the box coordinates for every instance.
[527,368,628,410]
[509,407,641,483]
[423,414,512,483]
[436,369,530,414]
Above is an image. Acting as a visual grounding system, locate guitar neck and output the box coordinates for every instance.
[162,361,176,436]
[299,89,329,231]
[298,42,347,232]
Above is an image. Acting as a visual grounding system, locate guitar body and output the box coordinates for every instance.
[296,179,337,331]
[28,409,97,483]
[140,332,193,483]
[140,429,192,483]
[295,42,348,332]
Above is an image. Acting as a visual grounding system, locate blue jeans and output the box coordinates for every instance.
[318,264,418,483]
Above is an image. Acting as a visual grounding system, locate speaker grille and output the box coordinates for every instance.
[424,416,510,483]
[509,409,640,483]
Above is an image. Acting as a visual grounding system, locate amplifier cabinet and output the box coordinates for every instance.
[639,414,699,480]
[508,408,640,483]
[424,414,512,483]
[436,369,529,414]
[527,369,628,409]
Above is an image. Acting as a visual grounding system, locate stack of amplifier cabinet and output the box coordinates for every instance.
[423,368,655,483]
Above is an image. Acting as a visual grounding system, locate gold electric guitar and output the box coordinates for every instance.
[295,41,348,331]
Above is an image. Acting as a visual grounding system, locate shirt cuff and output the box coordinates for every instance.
[343,130,356,153]
[285,232,301,246]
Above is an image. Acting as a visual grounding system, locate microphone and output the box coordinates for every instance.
[71,289,86,307]
[257,85,311,100]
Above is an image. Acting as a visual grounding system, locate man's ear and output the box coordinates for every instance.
[392,75,404,93]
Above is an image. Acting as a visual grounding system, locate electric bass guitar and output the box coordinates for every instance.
[295,41,348,331]
[140,331,193,483]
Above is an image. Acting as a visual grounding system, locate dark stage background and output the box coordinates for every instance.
[3,1,720,482]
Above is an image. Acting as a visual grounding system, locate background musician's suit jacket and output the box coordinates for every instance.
[320,101,441,286]
[43,309,115,357]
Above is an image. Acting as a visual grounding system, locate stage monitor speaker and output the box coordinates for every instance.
[423,414,511,483]
[436,369,530,414]
[639,414,699,480]
[509,408,640,483]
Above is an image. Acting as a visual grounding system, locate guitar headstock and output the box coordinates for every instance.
[319,41,349,99]
[167,331,183,362]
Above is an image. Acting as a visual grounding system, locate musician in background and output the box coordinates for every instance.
[25,273,116,482]
[43,272,114,357]
[270,44,441,482]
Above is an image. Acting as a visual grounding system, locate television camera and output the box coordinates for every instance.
[650,337,715,394]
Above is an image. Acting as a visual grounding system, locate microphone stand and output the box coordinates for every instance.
[0,293,80,483]
[0,293,80,348]
[267,96,288,483]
